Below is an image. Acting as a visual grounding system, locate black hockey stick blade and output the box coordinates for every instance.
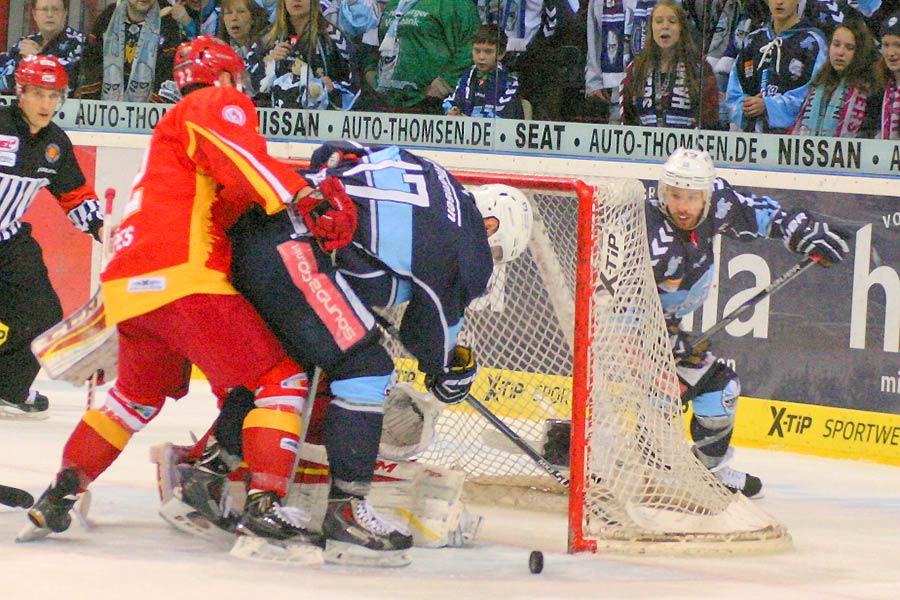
[464,394,571,488]
[0,484,35,509]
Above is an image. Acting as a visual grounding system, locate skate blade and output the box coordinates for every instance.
[16,521,52,543]
[0,406,49,421]
[230,535,324,565]
[71,490,92,529]
[159,498,236,542]
[324,540,412,567]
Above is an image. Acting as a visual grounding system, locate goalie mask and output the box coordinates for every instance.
[658,148,716,230]
[470,184,534,264]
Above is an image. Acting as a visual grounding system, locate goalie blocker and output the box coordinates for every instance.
[30,289,118,386]
[152,383,482,559]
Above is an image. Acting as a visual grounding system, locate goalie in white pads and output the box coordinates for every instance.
[154,383,483,553]
[650,148,849,497]
[169,142,533,566]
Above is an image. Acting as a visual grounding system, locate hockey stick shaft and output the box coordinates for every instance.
[86,188,118,411]
[692,256,817,347]
[370,309,573,488]
[681,255,818,403]
[463,393,571,487]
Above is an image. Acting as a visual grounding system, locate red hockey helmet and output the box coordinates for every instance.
[173,35,249,92]
[15,54,69,91]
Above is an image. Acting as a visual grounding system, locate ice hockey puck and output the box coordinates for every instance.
[529,550,544,574]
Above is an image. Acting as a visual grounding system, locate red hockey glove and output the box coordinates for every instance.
[296,176,358,251]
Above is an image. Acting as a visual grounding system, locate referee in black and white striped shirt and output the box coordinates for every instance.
[0,55,102,420]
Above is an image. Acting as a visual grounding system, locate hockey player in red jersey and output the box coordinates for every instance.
[0,55,104,420]
[25,37,335,550]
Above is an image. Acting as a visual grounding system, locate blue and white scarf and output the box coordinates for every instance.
[102,0,160,102]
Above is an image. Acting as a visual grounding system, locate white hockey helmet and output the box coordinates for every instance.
[658,147,716,230]
[470,184,534,264]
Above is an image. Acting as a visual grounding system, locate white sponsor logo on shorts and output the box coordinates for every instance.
[127,277,167,292]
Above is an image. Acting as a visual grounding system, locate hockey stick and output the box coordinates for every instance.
[463,393,571,487]
[370,309,574,488]
[0,484,34,509]
[86,188,117,410]
[691,255,818,348]
[680,255,819,403]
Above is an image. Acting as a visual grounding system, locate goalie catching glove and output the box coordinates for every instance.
[295,176,357,251]
[425,345,478,405]
[781,210,850,267]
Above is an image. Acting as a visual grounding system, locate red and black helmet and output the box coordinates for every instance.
[173,35,247,92]
[15,54,69,91]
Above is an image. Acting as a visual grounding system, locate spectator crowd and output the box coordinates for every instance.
[2,0,900,138]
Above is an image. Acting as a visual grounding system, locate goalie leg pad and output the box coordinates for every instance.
[369,460,479,548]
[150,442,192,504]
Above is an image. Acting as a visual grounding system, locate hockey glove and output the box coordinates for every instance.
[425,345,478,405]
[668,324,710,366]
[296,176,358,251]
[782,210,850,267]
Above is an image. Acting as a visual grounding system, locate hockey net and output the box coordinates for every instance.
[384,170,790,555]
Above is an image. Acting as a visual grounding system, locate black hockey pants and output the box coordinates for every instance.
[0,224,63,402]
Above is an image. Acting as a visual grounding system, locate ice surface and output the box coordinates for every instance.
[1,379,898,600]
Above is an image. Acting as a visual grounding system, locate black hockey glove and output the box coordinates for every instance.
[668,324,710,366]
[425,345,478,405]
[782,210,850,267]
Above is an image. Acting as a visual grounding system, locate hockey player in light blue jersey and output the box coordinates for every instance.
[648,148,849,497]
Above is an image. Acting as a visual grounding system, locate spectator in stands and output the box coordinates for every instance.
[619,0,720,129]
[320,0,381,43]
[791,20,880,137]
[166,0,222,40]
[362,0,479,113]
[584,0,655,123]
[680,0,767,126]
[443,24,523,118]
[77,0,183,102]
[875,13,900,138]
[256,0,278,22]
[482,0,582,121]
[245,0,359,109]
[217,0,271,59]
[725,0,827,133]
[0,0,85,95]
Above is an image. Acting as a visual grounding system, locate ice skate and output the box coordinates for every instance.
[153,442,240,541]
[230,491,323,565]
[0,391,49,420]
[176,441,239,528]
[18,469,81,541]
[322,493,413,567]
[711,463,763,498]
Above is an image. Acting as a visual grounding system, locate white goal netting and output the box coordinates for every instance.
[386,171,790,555]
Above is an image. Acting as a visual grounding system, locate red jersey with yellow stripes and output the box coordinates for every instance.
[101,84,307,325]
